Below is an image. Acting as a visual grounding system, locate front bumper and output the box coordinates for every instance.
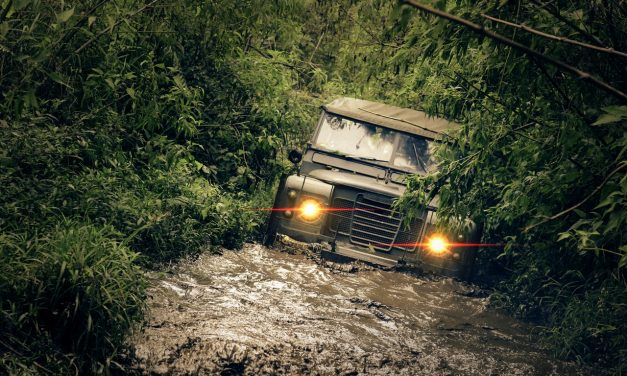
[271,175,478,279]
[275,217,476,278]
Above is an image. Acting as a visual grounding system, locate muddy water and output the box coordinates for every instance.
[132,244,585,375]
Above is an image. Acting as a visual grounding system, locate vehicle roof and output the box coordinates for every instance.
[323,97,459,139]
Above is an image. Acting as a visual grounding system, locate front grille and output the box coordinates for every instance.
[350,195,400,251]
[394,219,423,251]
[329,193,423,252]
[329,197,353,236]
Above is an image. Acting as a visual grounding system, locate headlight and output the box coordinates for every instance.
[299,198,322,221]
[427,235,448,254]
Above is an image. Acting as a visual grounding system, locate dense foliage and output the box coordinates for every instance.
[1,0,625,373]
[0,0,319,373]
[375,1,626,371]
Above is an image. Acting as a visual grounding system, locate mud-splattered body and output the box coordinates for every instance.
[133,244,587,375]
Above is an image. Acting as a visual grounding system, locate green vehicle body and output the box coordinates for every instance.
[265,97,480,279]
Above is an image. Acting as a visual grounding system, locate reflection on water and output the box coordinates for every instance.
[133,244,586,375]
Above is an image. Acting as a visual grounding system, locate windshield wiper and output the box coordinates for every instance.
[346,155,388,163]
[412,143,428,173]
[355,134,367,150]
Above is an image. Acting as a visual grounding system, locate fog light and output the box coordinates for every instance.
[427,235,448,254]
[299,199,322,221]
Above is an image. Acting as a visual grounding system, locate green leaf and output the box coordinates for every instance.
[557,232,571,241]
[592,113,621,126]
[603,105,627,117]
[106,15,116,31]
[56,8,74,23]
[126,87,136,99]
[48,71,72,89]
[594,192,619,210]
[200,207,209,219]
[14,0,32,11]
[88,16,97,27]
[104,78,115,90]
[0,23,9,37]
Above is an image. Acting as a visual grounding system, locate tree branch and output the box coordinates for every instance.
[481,13,627,59]
[529,0,606,47]
[247,44,304,73]
[400,0,627,103]
[453,72,588,170]
[524,161,627,232]
[308,30,325,64]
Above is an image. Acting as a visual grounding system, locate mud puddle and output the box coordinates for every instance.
[131,243,586,375]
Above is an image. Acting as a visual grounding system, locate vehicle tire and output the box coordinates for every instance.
[263,212,278,247]
[263,174,287,247]
[459,246,478,280]
[459,222,483,280]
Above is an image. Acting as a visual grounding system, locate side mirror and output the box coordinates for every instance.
[288,149,302,164]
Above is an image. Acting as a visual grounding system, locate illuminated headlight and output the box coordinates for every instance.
[427,235,448,254]
[299,198,322,221]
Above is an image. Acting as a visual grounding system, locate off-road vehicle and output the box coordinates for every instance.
[264,97,479,278]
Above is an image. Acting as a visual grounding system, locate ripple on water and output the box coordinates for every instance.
[133,243,590,375]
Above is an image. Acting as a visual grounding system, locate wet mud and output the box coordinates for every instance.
[132,243,587,375]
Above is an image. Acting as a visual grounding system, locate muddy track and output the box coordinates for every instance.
[131,244,587,375]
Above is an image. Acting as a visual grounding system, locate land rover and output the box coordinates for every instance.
[264,97,480,278]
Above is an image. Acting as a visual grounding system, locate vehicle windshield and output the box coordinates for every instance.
[314,112,437,173]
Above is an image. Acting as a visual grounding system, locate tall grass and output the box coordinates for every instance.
[0,224,145,374]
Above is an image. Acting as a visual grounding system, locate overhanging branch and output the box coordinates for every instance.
[524,161,627,232]
[481,13,627,59]
[529,0,606,47]
[400,0,627,103]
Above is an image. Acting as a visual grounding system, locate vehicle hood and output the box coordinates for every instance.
[307,168,405,197]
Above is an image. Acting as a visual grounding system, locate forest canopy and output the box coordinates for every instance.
[1,0,625,373]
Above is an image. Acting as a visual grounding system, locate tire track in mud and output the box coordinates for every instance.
[131,243,588,375]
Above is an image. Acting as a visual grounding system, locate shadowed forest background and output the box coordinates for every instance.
[0,0,625,374]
